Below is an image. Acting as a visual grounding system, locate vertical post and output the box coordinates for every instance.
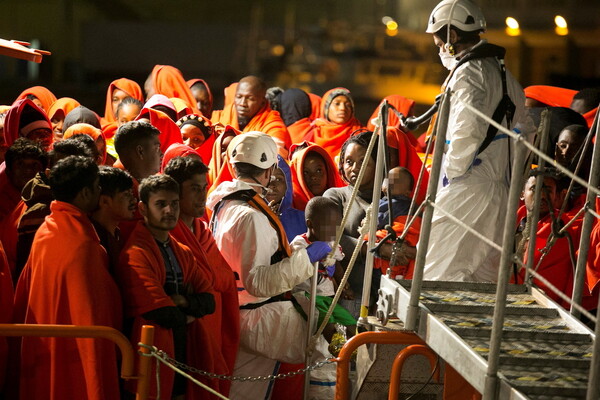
[586,272,600,400]
[360,116,386,323]
[136,325,155,400]
[405,91,450,331]
[524,109,552,288]
[304,262,320,400]
[482,135,528,400]
[571,111,600,318]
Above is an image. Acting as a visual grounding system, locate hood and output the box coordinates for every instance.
[135,107,183,153]
[161,143,202,172]
[276,155,294,212]
[64,106,102,131]
[280,88,311,127]
[47,97,80,121]
[206,179,255,210]
[4,99,52,148]
[104,78,143,122]
[15,86,57,112]
[21,172,52,207]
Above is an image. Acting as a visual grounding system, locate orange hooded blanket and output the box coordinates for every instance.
[14,201,122,400]
[102,78,143,125]
[47,97,80,123]
[207,126,239,194]
[187,78,214,118]
[136,107,183,153]
[117,220,224,399]
[150,65,199,113]
[4,99,52,149]
[524,85,576,108]
[366,95,419,148]
[171,218,240,396]
[15,86,56,113]
[387,127,429,205]
[211,102,291,157]
[372,216,421,279]
[289,142,344,211]
[0,242,13,397]
[308,92,322,121]
[63,123,107,164]
[306,88,363,158]
[0,200,27,278]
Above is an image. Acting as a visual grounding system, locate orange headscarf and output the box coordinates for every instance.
[15,86,56,112]
[187,78,214,117]
[103,78,143,124]
[307,92,321,121]
[289,142,345,210]
[47,98,80,121]
[170,98,193,120]
[307,88,363,159]
[136,108,183,153]
[207,126,239,193]
[160,143,202,172]
[524,85,576,108]
[366,95,419,147]
[63,123,107,164]
[222,82,239,108]
[150,65,198,113]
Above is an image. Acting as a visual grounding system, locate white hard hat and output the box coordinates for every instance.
[426,0,486,34]
[228,131,278,169]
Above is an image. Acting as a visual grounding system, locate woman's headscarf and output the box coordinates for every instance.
[15,86,57,112]
[149,65,198,113]
[103,78,143,124]
[47,98,80,122]
[135,107,183,153]
[187,78,214,117]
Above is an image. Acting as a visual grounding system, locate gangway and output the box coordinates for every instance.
[377,278,594,399]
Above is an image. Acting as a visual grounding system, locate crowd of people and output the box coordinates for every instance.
[1,0,600,399]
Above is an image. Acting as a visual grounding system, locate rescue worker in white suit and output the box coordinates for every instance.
[422,0,535,281]
[207,131,333,399]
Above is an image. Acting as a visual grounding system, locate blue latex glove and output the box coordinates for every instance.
[306,241,332,264]
[326,264,336,277]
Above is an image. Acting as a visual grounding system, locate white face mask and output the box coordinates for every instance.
[439,48,457,71]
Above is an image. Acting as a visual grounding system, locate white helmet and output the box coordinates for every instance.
[426,0,486,34]
[228,131,278,169]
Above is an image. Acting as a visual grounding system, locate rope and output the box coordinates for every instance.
[307,208,372,355]
[455,95,600,198]
[588,207,600,220]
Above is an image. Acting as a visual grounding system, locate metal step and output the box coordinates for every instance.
[377,276,596,399]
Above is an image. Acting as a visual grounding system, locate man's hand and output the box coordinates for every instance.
[170,294,189,309]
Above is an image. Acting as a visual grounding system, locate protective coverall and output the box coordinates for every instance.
[423,40,535,282]
[207,179,331,399]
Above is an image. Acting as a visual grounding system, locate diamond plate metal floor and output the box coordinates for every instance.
[376,276,595,399]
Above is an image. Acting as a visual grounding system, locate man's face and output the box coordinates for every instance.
[235,81,265,122]
[266,167,286,204]
[523,176,557,217]
[555,129,585,167]
[180,174,208,218]
[181,124,206,149]
[105,188,137,221]
[140,136,162,176]
[141,190,179,232]
[303,154,327,196]
[7,158,45,190]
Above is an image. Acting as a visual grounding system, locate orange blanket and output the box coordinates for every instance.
[102,78,143,125]
[287,117,312,144]
[136,107,183,153]
[117,220,223,399]
[290,142,344,210]
[171,219,240,396]
[0,242,13,396]
[14,201,122,400]
[150,65,199,113]
[366,95,419,148]
[387,127,429,205]
[373,215,421,279]
[15,86,56,112]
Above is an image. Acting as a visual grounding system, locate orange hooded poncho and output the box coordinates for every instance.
[102,78,143,125]
[136,107,183,153]
[289,142,344,211]
[149,65,198,113]
[306,87,363,159]
[15,86,56,112]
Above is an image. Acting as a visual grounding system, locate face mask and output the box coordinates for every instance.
[439,49,457,71]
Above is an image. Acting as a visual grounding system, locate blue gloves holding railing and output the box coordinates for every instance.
[306,241,332,264]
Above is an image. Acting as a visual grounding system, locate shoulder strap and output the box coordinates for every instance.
[448,43,516,155]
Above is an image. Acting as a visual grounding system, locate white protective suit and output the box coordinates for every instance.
[207,179,332,400]
[423,40,535,282]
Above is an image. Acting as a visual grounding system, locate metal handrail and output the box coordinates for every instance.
[334,331,424,400]
[388,344,439,400]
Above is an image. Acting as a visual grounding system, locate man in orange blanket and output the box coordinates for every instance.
[14,155,122,400]
[117,174,217,400]
[515,170,584,307]
[211,75,291,157]
[164,156,240,396]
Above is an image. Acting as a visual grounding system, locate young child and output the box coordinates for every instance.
[373,166,421,279]
[290,196,356,339]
